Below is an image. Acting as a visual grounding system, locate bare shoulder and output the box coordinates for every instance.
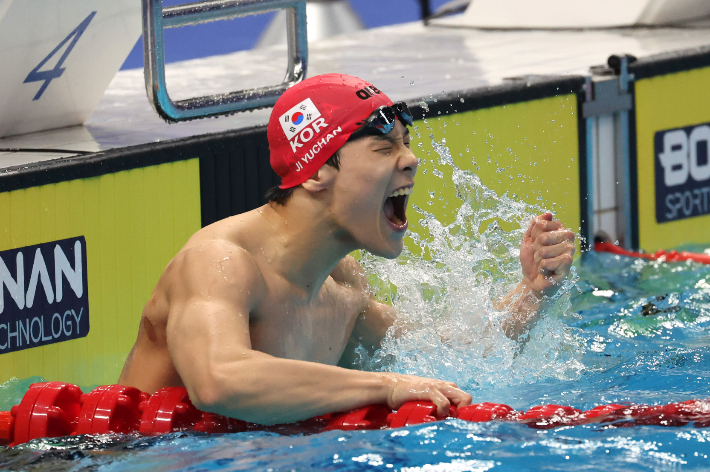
[163,237,267,307]
[330,255,368,293]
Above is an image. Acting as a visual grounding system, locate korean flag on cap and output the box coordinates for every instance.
[279,98,322,140]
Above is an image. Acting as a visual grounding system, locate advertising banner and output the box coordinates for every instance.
[0,237,89,354]
[654,123,710,224]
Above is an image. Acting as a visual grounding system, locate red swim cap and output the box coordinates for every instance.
[268,73,393,189]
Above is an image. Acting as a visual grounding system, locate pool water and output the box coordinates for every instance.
[1,140,710,471]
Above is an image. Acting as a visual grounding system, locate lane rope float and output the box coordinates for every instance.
[595,241,710,265]
[1,382,709,446]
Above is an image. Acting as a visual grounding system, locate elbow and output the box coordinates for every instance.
[184,368,240,414]
[179,357,285,424]
[184,372,264,422]
[186,379,226,413]
[187,382,281,425]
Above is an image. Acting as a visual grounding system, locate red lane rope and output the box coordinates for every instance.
[595,241,710,265]
[1,382,709,446]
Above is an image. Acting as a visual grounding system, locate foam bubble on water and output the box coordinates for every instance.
[357,138,585,390]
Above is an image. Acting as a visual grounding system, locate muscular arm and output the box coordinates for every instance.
[167,244,470,424]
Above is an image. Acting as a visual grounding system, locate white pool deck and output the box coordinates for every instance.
[1,17,709,170]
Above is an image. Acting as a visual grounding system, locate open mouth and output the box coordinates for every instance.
[383,187,412,228]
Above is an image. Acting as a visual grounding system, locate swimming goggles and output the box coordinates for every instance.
[361,102,414,134]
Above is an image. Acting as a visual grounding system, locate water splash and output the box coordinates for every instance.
[357,138,585,392]
[0,376,45,411]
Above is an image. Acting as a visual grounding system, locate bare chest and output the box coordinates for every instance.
[248,278,365,365]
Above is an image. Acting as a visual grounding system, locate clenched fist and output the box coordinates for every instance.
[520,212,575,297]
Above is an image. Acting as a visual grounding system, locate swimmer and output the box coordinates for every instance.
[118,74,575,424]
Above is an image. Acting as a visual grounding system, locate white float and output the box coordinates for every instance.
[0,0,141,138]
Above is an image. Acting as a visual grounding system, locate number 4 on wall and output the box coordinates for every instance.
[24,11,97,101]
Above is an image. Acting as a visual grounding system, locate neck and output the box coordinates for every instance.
[257,193,356,298]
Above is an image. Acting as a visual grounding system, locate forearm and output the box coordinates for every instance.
[187,351,391,425]
[498,280,543,342]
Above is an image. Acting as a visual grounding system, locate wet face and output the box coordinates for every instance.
[328,120,418,258]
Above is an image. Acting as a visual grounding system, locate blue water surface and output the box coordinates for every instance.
[1,251,709,471]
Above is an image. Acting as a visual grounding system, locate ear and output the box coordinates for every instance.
[301,164,338,194]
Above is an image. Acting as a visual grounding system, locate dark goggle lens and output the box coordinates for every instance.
[369,107,398,133]
[393,102,413,127]
[367,102,413,133]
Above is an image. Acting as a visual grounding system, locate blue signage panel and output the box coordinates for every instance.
[655,122,710,223]
[0,236,89,354]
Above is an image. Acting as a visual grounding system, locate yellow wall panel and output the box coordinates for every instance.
[635,66,710,252]
[0,159,201,387]
[410,95,581,246]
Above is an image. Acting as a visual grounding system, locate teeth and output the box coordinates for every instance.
[388,187,413,198]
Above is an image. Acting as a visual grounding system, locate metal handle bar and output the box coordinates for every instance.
[142,0,308,122]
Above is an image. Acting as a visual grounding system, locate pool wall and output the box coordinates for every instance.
[0,160,200,385]
[410,90,584,254]
[632,51,710,252]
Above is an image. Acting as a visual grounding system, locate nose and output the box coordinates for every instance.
[399,146,418,177]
